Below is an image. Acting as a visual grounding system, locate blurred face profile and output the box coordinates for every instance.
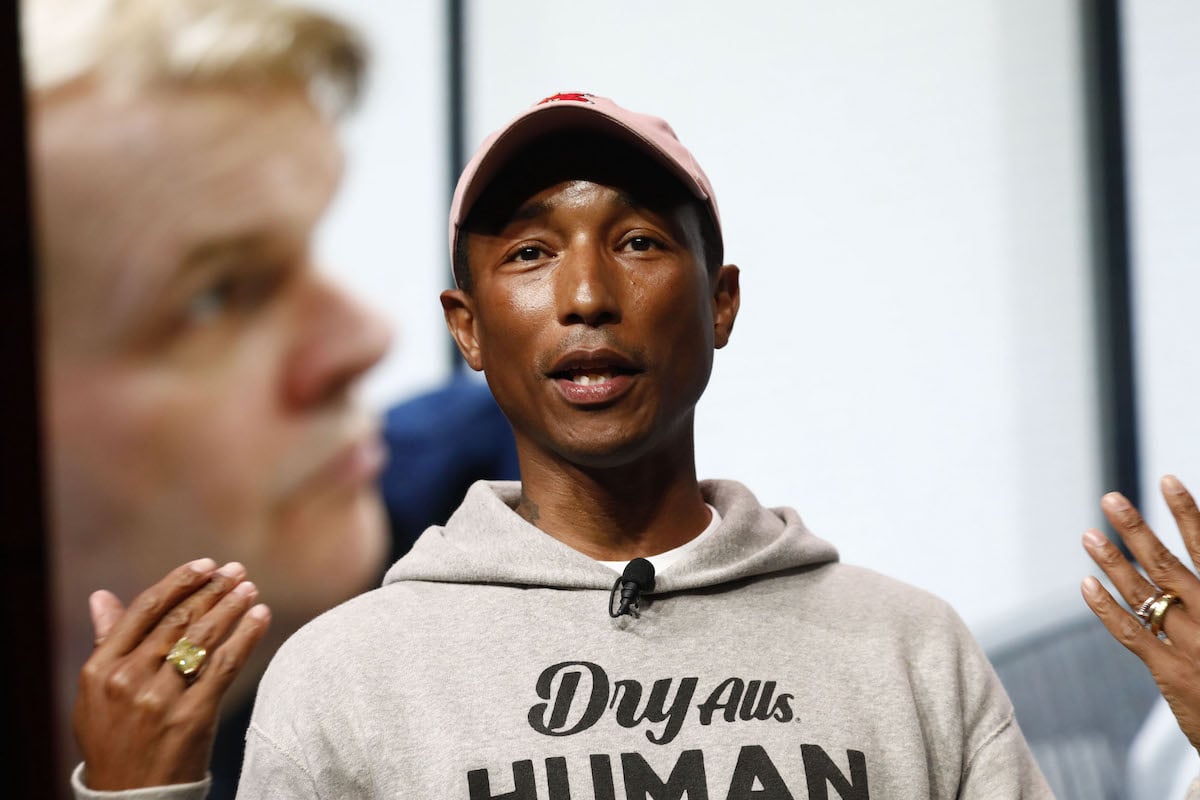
[33,85,391,700]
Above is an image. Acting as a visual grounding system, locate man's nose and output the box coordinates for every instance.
[555,243,622,327]
[283,274,393,408]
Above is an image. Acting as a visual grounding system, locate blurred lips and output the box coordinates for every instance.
[318,432,387,488]
[278,419,387,497]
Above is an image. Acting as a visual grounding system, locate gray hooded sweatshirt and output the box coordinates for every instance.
[230,479,1050,799]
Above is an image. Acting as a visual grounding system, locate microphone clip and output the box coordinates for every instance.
[608,557,656,618]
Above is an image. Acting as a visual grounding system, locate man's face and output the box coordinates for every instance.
[444,159,739,471]
[35,86,392,652]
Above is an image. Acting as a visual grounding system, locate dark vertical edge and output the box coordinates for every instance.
[0,2,60,798]
[447,0,466,200]
[1080,0,1140,519]
[446,0,467,369]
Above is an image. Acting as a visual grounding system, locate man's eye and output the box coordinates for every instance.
[183,268,279,325]
[625,237,659,252]
[185,277,238,324]
[512,246,544,262]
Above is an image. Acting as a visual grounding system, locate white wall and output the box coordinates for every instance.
[307,0,456,407]
[319,0,1104,631]
[1123,1,1200,555]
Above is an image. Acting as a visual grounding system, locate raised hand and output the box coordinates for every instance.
[1082,475,1200,753]
[74,559,271,789]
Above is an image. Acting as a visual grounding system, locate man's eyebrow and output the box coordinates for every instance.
[506,190,641,224]
[179,233,278,268]
[603,189,671,216]
[112,233,272,316]
[507,198,555,223]
[610,190,639,210]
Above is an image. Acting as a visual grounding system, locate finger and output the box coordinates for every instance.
[98,559,217,657]
[1084,526,1200,647]
[183,603,271,707]
[148,580,260,702]
[1102,492,1200,601]
[136,562,248,659]
[1081,575,1169,667]
[1083,528,1159,608]
[1162,475,1200,575]
[183,581,260,656]
[89,590,126,646]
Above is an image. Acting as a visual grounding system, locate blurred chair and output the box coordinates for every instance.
[983,595,1161,800]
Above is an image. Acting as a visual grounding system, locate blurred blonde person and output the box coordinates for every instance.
[23,0,392,793]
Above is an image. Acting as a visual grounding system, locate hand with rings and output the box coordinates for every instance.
[1081,474,1200,753]
[73,559,271,790]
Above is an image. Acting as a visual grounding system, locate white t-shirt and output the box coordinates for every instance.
[597,503,722,575]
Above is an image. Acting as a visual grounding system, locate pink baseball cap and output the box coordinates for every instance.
[449,92,722,277]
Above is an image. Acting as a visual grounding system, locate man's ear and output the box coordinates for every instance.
[711,264,740,349]
[440,288,484,371]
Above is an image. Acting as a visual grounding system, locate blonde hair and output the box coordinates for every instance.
[22,0,366,115]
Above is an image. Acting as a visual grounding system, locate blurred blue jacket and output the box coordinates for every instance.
[379,371,520,562]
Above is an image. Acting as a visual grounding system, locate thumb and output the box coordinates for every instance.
[89,590,126,645]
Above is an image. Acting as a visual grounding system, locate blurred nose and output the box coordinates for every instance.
[284,275,393,408]
[556,241,621,327]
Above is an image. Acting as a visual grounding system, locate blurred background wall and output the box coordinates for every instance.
[1123,1,1200,561]
[302,0,1200,634]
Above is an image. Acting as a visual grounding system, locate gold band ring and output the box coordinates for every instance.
[165,636,207,678]
[1147,593,1181,638]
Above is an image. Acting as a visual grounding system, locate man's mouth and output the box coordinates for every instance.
[546,349,642,405]
[554,367,637,386]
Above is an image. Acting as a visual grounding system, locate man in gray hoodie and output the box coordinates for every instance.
[233,94,1053,799]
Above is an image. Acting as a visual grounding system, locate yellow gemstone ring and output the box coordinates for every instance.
[165,636,207,679]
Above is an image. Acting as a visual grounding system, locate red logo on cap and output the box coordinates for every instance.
[537,92,594,105]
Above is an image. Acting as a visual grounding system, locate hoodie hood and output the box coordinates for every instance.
[383,479,838,594]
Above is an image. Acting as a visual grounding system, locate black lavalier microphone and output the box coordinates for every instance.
[609,558,656,618]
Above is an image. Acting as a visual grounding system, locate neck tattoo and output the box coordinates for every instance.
[516,491,541,525]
